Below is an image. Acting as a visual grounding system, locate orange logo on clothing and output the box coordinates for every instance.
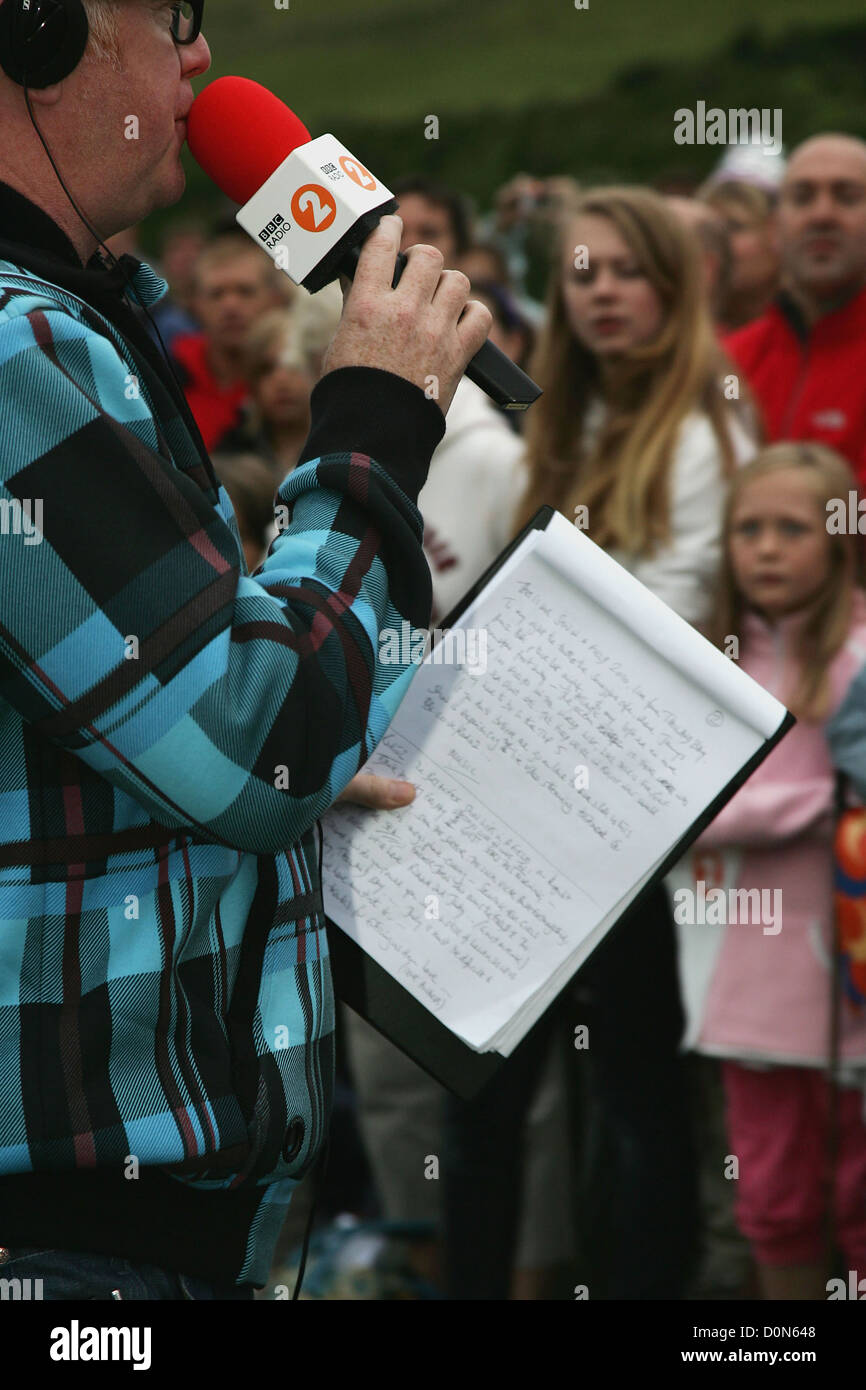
[834,809,866,1004]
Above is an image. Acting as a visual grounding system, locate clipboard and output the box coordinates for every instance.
[327,507,796,1099]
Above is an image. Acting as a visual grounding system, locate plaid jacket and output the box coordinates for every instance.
[0,221,439,1283]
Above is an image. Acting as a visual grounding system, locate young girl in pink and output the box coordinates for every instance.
[670,441,866,1300]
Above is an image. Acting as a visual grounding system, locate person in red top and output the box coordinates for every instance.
[725,134,866,486]
[172,235,286,449]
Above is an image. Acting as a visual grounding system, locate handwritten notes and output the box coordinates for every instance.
[323,527,785,1053]
[325,732,592,1046]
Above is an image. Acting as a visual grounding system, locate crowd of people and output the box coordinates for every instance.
[121,132,866,1301]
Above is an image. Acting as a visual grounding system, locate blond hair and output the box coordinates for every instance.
[291,281,343,362]
[708,441,864,722]
[82,0,122,68]
[243,309,318,381]
[700,179,776,225]
[514,186,739,553]
[243,287,343,384]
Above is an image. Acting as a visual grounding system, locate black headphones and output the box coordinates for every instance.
[0,0,89,89]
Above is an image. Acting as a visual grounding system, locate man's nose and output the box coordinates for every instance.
[804,192,841,224]
[181,32,212,81]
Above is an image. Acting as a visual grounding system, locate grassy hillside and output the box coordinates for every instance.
[159,3,866,261]
[197,0,866,126]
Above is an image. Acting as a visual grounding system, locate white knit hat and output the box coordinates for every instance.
[705,140,787,193]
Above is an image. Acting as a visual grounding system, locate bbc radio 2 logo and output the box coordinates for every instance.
[257,157,378,243]
[257,188,338,243]
[290,156,378,231]
[291,185,338,233]
[258,212,288,246]
[256,189,338,245]
[258,155,379,244]
[339,155,377,192]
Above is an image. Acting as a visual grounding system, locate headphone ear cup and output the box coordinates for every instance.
[0,0,89,89]
[0,2,21,82]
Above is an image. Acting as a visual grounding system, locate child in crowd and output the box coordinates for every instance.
[210,451,279,573]
[215,285,343,481]
[670,441,866,1300]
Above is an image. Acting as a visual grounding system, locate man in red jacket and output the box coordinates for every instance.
[172,236,285,450]
[725,134,866,484]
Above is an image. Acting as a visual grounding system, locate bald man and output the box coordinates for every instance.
[725,134,866,482]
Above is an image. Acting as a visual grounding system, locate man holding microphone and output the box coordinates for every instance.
[0,0,489,1298]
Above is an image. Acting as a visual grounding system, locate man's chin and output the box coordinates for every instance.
[803,267,861,301]
[153,162,188,212]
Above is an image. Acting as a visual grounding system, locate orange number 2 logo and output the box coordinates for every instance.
[339,156,377,191]
[290,184,338,233]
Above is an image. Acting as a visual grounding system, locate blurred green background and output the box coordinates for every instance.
[168,0,866,243]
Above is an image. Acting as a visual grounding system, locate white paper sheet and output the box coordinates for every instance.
[324,520,788,1052]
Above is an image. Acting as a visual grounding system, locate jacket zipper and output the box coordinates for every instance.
[778,338,809,438]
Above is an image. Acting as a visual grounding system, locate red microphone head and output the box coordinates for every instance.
[187,77,312,206]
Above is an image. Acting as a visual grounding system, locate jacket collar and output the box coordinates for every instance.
[776,282,866,346]
[742,604,814,646]
[0,178,85,267]
[0,179,220,499]
[0,178,167,310]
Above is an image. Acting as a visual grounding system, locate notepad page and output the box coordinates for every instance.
[323,538,787,1053]
[537,511,782,739]
[490,857,663,1053]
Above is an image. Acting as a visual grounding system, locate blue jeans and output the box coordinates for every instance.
[0,1246,255,1300]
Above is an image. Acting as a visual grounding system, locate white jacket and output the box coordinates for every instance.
[418,377,527,624]
[598,403,756,625]
[419,387,754,630]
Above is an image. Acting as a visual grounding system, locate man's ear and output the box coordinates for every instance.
[25,80,64,107]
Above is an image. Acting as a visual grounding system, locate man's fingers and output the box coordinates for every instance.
[337,773,416,810]
[431,267,472,313]
[321,213,491,404]
[455,298,494,360]
[394,242,446,305]
[349,214,403,298]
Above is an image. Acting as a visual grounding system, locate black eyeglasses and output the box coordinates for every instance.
[170,1,205,45]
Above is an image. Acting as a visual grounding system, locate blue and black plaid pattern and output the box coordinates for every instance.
[0,258,430,1283]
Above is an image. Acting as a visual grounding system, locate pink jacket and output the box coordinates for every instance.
[669,594,866,1065]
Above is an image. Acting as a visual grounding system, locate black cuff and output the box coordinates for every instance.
[298,367,447,503]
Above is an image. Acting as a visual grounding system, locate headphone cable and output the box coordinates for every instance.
[23,80,209,427]
[24,81,120,270]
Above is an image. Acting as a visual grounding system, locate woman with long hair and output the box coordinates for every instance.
[442,186,756,1300]
[515,184,752,617]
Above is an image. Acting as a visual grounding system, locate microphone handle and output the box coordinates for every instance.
[340,243,542,412]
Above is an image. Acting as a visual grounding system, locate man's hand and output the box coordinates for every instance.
[321,215,492,414]
[337,773,416,810]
